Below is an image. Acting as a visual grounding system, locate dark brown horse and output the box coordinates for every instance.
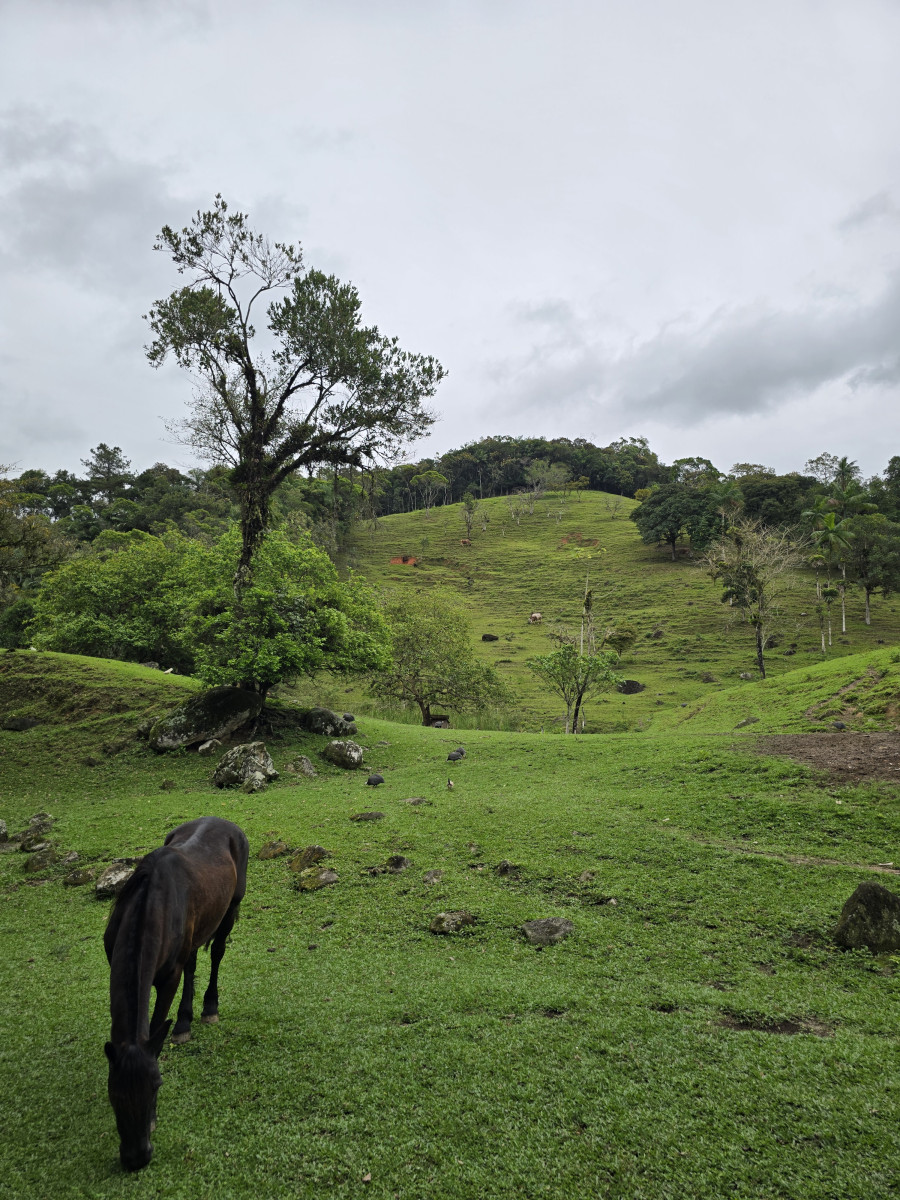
[103,817,249,1171]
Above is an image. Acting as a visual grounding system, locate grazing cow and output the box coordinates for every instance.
[528,612,542,624]
[460,539,472,546]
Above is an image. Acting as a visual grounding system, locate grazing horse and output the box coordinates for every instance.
[103,817,249,1171]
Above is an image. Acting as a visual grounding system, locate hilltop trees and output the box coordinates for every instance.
[147,196,444,592]
[370,592,513,725]
[629,484,718,559]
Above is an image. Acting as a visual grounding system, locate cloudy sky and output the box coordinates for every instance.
[2,0,899,479]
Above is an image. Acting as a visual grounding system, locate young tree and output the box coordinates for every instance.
[704,520,804,678]
[146,197,444,593]
[842,514,900,625]
[369,591,513,725]
[409,470,448,515]
[462,491,480,538]
[527,638,621,733]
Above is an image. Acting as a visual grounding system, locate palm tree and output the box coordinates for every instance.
[708,479,745,534]
[811,514,853,632]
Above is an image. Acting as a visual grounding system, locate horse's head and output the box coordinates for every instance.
[105,1021,170,1171]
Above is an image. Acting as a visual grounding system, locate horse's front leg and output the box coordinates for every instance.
[171,950,198,1044]
[201,902,239,1025]
[149,966,183,1048]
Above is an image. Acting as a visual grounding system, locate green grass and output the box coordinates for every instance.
[292,491,900,733]
[2,652,900,1197]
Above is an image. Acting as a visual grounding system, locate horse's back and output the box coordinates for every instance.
[164,818,248,884]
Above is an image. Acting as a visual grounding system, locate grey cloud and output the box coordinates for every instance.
[492,272,900,427]
[838,192,899,233]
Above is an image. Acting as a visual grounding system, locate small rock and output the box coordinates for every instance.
[27,813,53,835]
[366,773,385,787]
[1,716,40,731]
[63,868,95,887]
[284,755,317,778]
[350,812,385,822]
[298,707,357,737]
[197,739,222,756]
[289,845,331,871]
[20,834,51,853]
[385,855,411,873]
[213,741,279,790]
[343,713,356,722]
[739,672,755,681]
[258,840,291,860]
[322,740,364,770]
[403,797,431,806]
[0,819,7,843]
[24,846,56,873]
[521,918,574,947]
[296,867,339,891]
[834,881,900,953]
[616,680,645,695]
[95,861,137,899]
[423,869,444,884]
[140,661,160,670]
[430,911,476,934]
[733,717,759,730]
[62,851,79,864]
[494,860,520,878]
[481,633,499,641]
[578,870,595,882]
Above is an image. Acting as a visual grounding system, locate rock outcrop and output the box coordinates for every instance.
[834,881,900,952]
[212,742,278,792]
[148,687,263,752]
[322,740,364,770]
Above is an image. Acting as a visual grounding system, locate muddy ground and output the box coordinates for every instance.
[757,732,900,784]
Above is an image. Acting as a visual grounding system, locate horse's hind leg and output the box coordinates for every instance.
[201,901,239,1024]
[171,950,198,1044]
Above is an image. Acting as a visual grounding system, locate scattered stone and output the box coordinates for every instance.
[289,845,331,871]
[212,741,278,792]
[296,867,339,891]
[366,773,385,787]
[578,870,596,882]
[494,860,520,878]
[140,661,161,670]
[0,819,7,842]
[403,797,431,806]
[733,717,759,730]
[350,811,384,823]
[616,680,645,695]
[63,868,95,887]
[385,855,411,873]
[284,755,317,778]
[447,750,464,762]
[521,918,574,947]
[95,861,137,898]
[423,869,444,884]
[26,813,53,835]
[135,714,157,741]
[322,740,364,770]
[62,851,79,864]
[430,910,476,934]
[481,633,500,641]
[24,846,57,873]
[297,707,358,737]
[197,739,222,756]
[834,881,900,953]
[20,833,52,853]
[739,672,755,681]
[700,672,718,683]
[148,686,264,752]
[258,840,291,860]
[160,780,176,792]
[1,716,40,731]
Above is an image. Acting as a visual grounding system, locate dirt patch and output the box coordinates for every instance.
[389,556,417,566]
[756,731,900,784]
[558,532,599,549]
[718,1013,832,1037]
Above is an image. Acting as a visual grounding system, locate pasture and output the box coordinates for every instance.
[1,653,899,1197]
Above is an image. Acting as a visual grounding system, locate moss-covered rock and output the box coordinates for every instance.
[148,687,262,752]
[212,741,278,791]
[834,881,900,952]
[297,707,358,737]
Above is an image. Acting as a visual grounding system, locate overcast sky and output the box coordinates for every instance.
[2,0,899,480]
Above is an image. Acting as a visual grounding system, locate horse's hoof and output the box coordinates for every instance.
[170,1031,191,1044]
[201,1014,219,1025]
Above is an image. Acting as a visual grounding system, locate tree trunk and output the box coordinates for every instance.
[235,475,271,597]
[670,540,676,561]
[840,580,847,633]
[417,700,432,726]
[865,588,872,625]
[755,623,766,678]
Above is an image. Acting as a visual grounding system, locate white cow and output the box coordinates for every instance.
[528,612,542,624]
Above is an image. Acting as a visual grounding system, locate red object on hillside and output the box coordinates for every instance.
[389,555,418,565]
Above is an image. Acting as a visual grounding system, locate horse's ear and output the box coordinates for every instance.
[147,1020,172,1059]
[104,1041,116,1063]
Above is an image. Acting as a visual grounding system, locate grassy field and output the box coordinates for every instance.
[288,490,900,734]
[2,652,900,1198]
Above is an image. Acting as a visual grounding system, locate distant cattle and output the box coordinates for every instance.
[460,539,471,546]
[528,612,542,624]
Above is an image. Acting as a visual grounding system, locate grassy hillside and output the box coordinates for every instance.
[1,653,900,1197]
[294,490,900,733]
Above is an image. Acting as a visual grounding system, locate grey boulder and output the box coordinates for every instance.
[322,740,364,770]
[284,755,317,778]
[430,911,476,934]
[96,861,137,898]
[212,741,278,792]
[834,881,900,953]
[148,687,263,752]
[297,707,358,737]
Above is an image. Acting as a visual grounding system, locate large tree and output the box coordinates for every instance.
[146,197,445,591]
[629,483,717,559]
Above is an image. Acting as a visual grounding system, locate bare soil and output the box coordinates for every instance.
[756,731,900,785]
